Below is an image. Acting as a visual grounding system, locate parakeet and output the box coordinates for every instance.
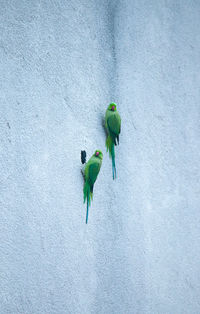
[83,150,103,224]
[105,103,121,179]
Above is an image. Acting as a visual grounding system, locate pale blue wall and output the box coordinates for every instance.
[0,1,200,313]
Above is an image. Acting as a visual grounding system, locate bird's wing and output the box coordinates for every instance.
[107,112,121,136]
[88,160,101,186]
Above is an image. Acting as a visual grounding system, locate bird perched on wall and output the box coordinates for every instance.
[105,103,121,179]
[83,150,103,224]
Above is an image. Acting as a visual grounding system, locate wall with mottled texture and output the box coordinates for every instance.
[0,1,200,313]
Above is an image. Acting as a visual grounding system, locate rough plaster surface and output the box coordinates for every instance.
[0,0,200,313]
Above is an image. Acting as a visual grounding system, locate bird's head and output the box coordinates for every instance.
[107,103,117,112]
[94,150,103,160]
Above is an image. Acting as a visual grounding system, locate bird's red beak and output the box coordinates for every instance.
[111,106,115,111]
[96,152,99,156]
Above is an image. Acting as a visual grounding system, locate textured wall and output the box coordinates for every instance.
[0,1,200,313]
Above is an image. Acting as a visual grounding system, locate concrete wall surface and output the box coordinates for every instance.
[0,0,200,313]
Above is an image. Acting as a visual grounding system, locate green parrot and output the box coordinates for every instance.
[105,103,121,179]
[83,150,103,224]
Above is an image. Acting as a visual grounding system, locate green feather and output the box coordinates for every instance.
[105,104,121,179]
[83,150,103,223]
[106,135,116,179]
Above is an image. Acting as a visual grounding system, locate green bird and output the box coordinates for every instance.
[83,150,103,224]
[105,103,121,179]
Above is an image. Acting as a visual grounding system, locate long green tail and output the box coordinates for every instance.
[106,135,116,180]
[83,181,93,224]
